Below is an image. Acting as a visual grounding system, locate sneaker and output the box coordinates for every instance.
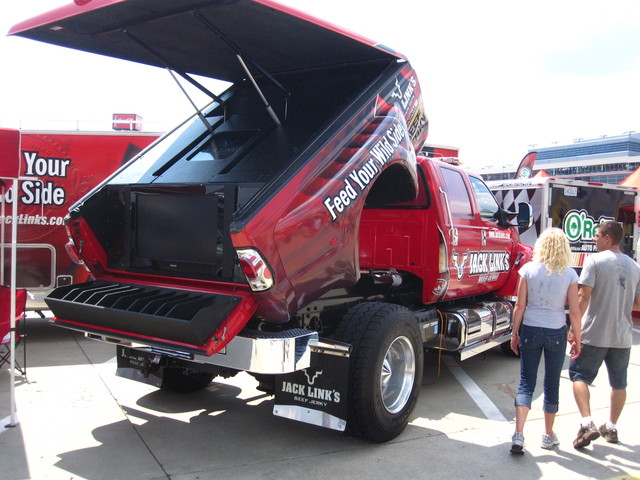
[598,424,619,444]
[541,432,559,449]
[511,432,525,454]
[573,421,600,448]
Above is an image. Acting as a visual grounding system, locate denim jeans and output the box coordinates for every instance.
[514,324,567,414]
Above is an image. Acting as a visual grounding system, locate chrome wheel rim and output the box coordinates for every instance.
[380,335,416,414]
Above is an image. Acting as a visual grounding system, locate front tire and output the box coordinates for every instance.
[335,303,424,442]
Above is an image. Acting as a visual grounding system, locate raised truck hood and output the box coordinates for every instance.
[9,0,403,82]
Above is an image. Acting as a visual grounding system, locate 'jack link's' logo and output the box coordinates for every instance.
[453,250,510,279]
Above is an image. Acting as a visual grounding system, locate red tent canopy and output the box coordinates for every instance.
[619,165,640,187]
[0,129,21,179]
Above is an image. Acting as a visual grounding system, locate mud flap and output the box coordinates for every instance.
[273,343,350,431]
[115,345,164,388]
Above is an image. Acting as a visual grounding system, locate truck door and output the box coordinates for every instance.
[438,166,478,298]
[439,166,511,299]
[468,175,513,292]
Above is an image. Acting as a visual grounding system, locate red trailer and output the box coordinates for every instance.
[0,130,160,311]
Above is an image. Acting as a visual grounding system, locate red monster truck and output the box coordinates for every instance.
[10,0,532,442]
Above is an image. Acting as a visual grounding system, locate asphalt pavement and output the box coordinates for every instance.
[1,313,639,480]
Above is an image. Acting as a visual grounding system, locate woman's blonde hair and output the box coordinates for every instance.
[533,227,571,274]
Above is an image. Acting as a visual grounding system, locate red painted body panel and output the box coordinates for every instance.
[231,65,427,321]
[360,157,529,304]
[1,131,159,298]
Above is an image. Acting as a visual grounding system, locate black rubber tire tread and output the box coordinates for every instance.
[161,367,215,393]
[334,302,424,443]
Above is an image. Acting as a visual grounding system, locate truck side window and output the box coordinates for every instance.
[440,167,473,217]
[469,176,501,221]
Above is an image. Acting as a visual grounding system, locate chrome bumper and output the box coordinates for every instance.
[89,328,326,374]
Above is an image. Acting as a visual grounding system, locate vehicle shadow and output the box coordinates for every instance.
[45,358,638,480]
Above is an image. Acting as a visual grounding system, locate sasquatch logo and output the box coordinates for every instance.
[304,370,323,385]
[452,251,469,281]
[389,78,404,102]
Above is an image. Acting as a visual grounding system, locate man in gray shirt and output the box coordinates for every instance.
[569,221,640,448]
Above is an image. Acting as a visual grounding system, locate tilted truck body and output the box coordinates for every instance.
[10,0,532,442]
[490,177,639,269]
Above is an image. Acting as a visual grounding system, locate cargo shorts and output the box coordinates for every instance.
[569,344,630,390]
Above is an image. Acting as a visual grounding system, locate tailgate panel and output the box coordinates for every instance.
[46,281,241,346]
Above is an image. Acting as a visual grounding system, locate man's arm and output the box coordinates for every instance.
[567,282,581,359]
[577,284,592,319]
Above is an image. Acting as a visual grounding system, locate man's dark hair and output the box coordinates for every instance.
[597,220,623,245]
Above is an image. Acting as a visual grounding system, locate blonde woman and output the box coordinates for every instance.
[510,228,581,454]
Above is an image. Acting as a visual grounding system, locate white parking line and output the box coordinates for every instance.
[443,355,508,422]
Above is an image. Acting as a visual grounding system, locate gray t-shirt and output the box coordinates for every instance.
[519,261,579,329]
[579,250,640,348]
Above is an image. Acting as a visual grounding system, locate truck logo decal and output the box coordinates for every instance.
[280,376,341,405]
[304,369,323,385]
[323,120,407,221]
[389,78,404,102]
[454,250,510,279]
[452,251,469,280]
[387,76,418,112]
[0,151,71,207]
[468,251,510,275]
[488,230,510,240]
[563,209,614,244]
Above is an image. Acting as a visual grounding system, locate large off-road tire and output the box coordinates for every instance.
[334,303,424,443]
[161,367,215,393]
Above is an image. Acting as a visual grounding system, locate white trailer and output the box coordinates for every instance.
[489,177,639,267]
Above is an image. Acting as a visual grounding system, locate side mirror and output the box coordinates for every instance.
[517,202,534,233]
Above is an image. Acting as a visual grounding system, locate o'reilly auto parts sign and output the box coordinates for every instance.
[562,209,614,253]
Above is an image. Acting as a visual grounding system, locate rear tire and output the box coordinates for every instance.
[334,303,423,442]
[161,367,215,393]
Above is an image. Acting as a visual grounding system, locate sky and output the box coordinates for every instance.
[1,0,640,170]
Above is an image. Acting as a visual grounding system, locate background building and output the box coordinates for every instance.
[477,132,640,184]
